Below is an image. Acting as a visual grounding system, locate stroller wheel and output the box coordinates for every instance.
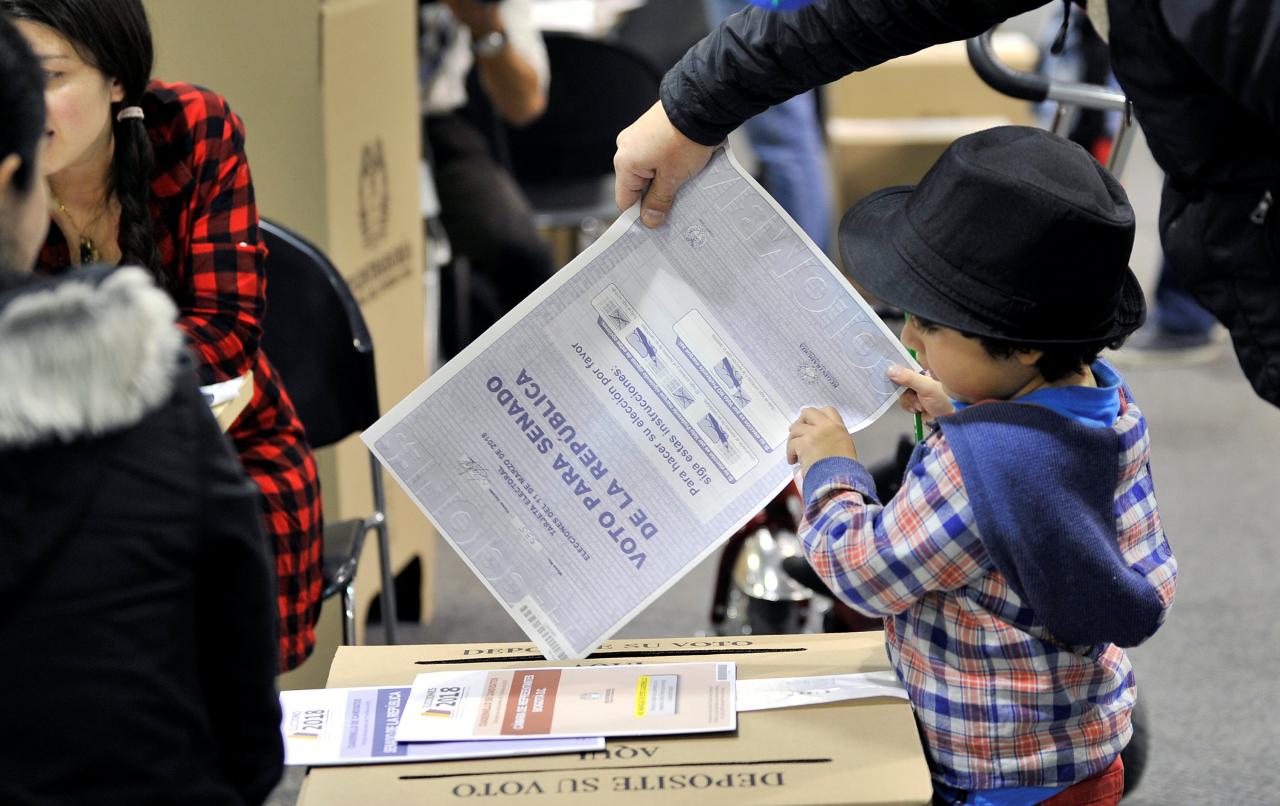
[1121,698,1150,795]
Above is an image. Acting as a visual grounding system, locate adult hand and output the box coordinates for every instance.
[787,407,857,475]
[443,0,502,35]
[888,365,954,420]
[614,101,715,228]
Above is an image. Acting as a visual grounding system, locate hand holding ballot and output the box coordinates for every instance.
[888,365,954,421]
[614,101,715,229]
[364,147,916,660]
[787,407,858,475]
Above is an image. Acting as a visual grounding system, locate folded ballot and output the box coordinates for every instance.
[280,686,602,766]
[395,662,737,743]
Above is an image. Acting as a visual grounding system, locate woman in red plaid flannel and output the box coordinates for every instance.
[7,0,323,672]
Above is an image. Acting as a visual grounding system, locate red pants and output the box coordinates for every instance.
[1042,757,1125,806]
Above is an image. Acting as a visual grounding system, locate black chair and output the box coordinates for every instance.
[503,33,664,251]
[612,0,711,76]
[259,219,399,645]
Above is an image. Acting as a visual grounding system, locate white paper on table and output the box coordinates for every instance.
[200,376,245,406]
[735,672,909,713]
[363,147,919,661]
[279,687,603,766]
[396,662,736,743]
[531,0,646,35]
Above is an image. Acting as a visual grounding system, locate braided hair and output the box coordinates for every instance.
[1,0,166,289]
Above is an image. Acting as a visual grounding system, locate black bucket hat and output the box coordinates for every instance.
[839,126,1145,344]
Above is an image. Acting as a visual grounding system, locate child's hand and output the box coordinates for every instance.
[888,365,954,420]
[787,407,857,474]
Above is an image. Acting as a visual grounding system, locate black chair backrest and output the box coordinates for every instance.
[259,219,379,449]
[612,0,710,76]
[506,33,663,185]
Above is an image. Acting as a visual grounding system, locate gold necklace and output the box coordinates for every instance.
[50,194,107,265]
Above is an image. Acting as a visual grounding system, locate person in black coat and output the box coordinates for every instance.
[0,16,283,805]
[614,0,1280,406]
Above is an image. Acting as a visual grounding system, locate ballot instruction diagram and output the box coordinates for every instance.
[364,148,917,660]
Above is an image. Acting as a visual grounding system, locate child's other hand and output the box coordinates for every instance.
[888,365,954,420]
[787,407,857,474]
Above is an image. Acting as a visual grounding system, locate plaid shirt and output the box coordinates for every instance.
[38,82,322,672]
[799,395,1176,791]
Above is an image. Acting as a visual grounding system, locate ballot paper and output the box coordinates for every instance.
[364,147,917,660]
[279,687,603,766]
[735,672,908,712]
[200,371,253,431]
[395,662,736,743]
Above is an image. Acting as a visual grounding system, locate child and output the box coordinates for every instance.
[787,126,1176,805]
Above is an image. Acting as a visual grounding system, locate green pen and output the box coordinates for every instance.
[903,312,924,443]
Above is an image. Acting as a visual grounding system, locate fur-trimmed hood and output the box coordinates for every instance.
[0,266,184,448]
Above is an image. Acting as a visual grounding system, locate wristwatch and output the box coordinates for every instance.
[471,29,508,58]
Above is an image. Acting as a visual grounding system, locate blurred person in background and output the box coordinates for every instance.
[1035,3,1221,365]
[421,0,555,357]
[703,0,833,253]
[0,14,282,804]
[4,0,323,672]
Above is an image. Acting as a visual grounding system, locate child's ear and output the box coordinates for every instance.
[1015,349,1044,367]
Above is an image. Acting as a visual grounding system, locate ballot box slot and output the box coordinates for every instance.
[399,757,834,781]
[414,647,809,665]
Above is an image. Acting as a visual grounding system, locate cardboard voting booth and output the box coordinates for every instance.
[145,0,433,673]
[297,633,933,806]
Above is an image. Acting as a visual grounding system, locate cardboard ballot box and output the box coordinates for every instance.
[297,633,932,806]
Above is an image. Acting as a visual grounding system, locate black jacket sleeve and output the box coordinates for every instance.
[661,0,1047,145]
[189,380,285,805]
[1158,0,1280,133]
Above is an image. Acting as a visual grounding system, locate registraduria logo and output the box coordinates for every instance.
[358,139,390,249]
[420,685,466,719]
[287,708,329,741]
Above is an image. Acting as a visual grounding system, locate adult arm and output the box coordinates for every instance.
[174,90,268,385]
[615,0,1044,224]
[449,0,549,126]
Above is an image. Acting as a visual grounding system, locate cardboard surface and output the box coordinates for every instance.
[823,33,1039,121]
[318,0,433,643]
[821,31,1039,269]
[145,0,434,655]
[297,633,932,805]
[826,116,1017,264]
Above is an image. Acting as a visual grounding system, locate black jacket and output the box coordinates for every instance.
[662,0,1280,402]
[0,266,283,805]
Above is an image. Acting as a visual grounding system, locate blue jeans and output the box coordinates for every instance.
[1155,259,1216,335]
[704,0,834,253]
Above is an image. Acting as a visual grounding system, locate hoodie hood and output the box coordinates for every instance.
[938,385,1165,648]
[0,266,183,448]
[0,266,184,596]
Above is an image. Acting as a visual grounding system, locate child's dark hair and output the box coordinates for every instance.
[913,315,1126,382]
[0,0,164,288]
[0,14,45,196]
[975,334,1127,382]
